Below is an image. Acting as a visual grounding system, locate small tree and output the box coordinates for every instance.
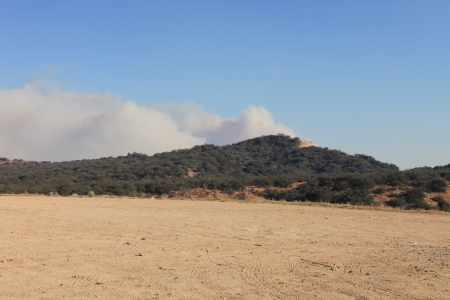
[428,179,447,193]
[432,196,450,212]
[402,188,425,205]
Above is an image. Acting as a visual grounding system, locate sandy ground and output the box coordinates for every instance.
[0,196,449,300]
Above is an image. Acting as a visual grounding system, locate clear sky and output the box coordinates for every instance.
[0,0,449,169]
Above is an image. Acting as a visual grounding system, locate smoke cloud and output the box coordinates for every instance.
[0,82,297,161]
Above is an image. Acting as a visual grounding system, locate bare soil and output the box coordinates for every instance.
[0,195,449,299]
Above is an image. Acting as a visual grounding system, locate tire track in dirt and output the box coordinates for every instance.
[240,256,315,299]
[189,258,219,298]
[189,257,237,299]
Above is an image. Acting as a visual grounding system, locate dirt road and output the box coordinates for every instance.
[1,196,449,299]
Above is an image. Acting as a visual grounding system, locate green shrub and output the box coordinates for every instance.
[273,177,294,188]
[383,172,406,186]
[372,186,386,194]
[264,188,284,201]
[439,201,450,212]
[304,185,332,203]
[402,188,425,205]
[428,179,447,193]
[349,176,375,190]
[253,177,273,188]
[386,197,407,208]
[431,195,445,202]
[332,189,374,205]
[332,180,350,191]
[432,196,450,212]
[385,188,429,209]
[407,201,431,210]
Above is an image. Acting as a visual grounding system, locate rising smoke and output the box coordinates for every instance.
[0,81,297,161]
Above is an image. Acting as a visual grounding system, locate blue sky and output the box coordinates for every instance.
[0,0,449,169]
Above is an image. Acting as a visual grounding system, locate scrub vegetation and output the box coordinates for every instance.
[0,135,448,211]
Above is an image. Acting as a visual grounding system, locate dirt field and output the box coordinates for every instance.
[0,196,449,299]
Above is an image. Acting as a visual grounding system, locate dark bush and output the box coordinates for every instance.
[304,185,332,203]
[332,188,374,205]
[438,171,450,180]
[332,180,350,191]
[431,195,445,203]
[318,176,335,187]
[406,201,431,210]
[264,188,284,201]
[56,183,75,196]
[428,179,447,193]
[372,186,386,194]
[273,176,294,188]
[402,188,425,203]
[382,172,406,186]
[438,201,450,212]
[253,177,273,188]
[349,176,375,190]
[386,198,407,208]
[431,196,450,212]
[153,182,176,195]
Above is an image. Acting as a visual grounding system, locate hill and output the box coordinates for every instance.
[1,135,449,210]
[0,135,398,195]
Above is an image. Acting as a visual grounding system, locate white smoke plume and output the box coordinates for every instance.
[0,81,297,161]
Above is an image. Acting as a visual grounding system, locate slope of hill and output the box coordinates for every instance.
[1,135,449,211]
[0,135,397,189]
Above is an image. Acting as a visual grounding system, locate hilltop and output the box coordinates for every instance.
[0,157,31,165]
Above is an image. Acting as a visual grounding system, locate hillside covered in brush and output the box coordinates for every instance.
[0,135,397,191]
[1,135,450,211]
